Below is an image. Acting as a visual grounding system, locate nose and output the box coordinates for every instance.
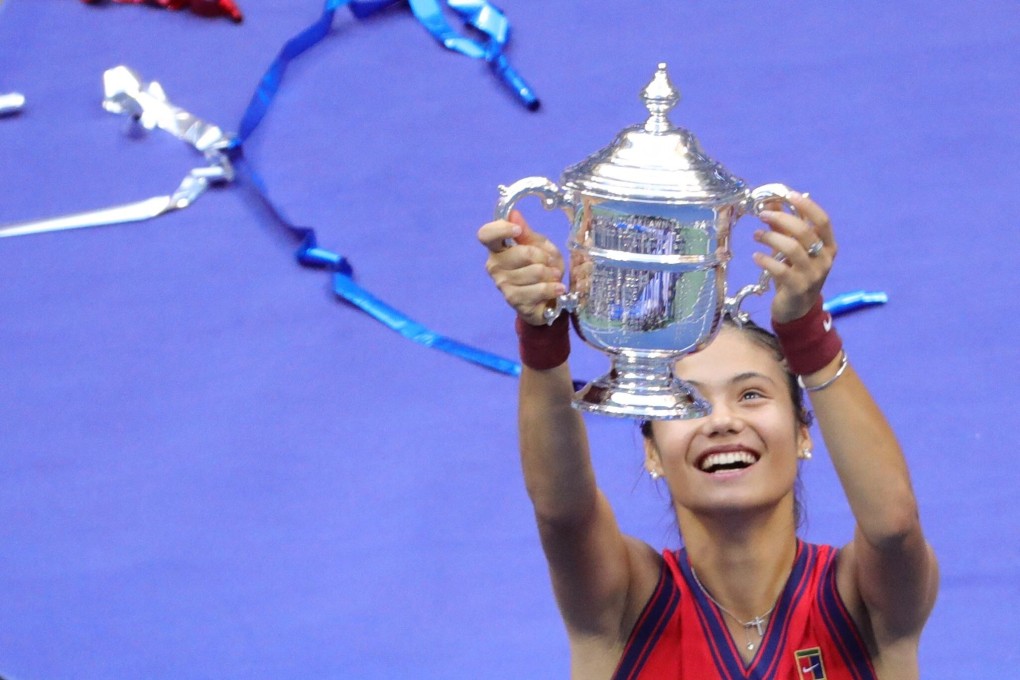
[699,401,744,437]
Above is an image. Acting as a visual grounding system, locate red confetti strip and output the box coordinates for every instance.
[81,0,243,24]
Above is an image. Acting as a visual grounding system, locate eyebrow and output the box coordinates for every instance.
[685,372,778,389]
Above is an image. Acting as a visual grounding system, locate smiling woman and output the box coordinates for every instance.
[641,316,814,528]
[642,317,813,520]
[478,192,939,679]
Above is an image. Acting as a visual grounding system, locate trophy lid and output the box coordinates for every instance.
[562,63,747,203]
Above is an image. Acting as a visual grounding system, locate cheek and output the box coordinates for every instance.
[650,425,697,463]
[767,426,804,475]
[768,428,800,461]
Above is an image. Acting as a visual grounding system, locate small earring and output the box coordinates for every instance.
[649,470,661,480]
[799,448,813,460]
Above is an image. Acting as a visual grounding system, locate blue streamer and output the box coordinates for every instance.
[825,290,889,316]
[413,0,539,109]
[352,0,539,108]
[233,1,345,147]
[229,147,521,376]
[332,272,523,375]
[228,0,532,378]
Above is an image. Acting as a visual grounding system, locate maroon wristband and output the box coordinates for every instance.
[771,298,843,376]
[516,314,570,370]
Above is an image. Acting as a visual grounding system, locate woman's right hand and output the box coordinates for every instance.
[477,210,566,327]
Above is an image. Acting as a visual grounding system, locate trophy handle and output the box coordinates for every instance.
[495,177,579,325]
[723,183,798,325]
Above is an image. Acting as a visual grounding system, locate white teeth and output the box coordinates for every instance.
[700,451,757,471]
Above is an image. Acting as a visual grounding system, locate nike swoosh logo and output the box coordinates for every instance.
[823,314,833,333]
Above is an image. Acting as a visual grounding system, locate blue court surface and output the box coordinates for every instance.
[0,1,1017,677]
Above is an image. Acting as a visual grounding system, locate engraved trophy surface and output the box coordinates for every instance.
[496,63,793,420]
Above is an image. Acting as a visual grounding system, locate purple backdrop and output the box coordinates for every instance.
[1,1,1017,677]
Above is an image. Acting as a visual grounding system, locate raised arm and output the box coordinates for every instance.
[754,193,938,653]
[477,212,658,649]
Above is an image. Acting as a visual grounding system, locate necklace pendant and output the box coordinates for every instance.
[749,615,768,637]
[747,642,755,651]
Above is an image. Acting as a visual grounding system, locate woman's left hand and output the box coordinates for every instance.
[753,191,838,323]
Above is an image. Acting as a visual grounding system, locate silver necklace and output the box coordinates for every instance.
[689,566,779,652]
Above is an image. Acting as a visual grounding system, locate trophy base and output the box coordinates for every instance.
[572,353,711,420]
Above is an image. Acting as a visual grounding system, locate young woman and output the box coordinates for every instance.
[477,192,938,679]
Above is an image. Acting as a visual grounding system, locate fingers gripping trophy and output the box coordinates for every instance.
[494,63,797,420]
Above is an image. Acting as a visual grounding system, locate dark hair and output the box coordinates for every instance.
[640,314,812,527]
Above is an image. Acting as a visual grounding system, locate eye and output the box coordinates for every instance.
[740,388,767,402]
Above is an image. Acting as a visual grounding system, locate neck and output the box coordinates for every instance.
[676,498,799,620]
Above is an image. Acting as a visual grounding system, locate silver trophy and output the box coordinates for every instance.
[496,63,795,420]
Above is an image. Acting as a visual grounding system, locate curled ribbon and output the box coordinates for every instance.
[350,0,538,109]
[0,66,232,239]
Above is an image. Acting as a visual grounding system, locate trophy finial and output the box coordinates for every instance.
[641,63,680,133]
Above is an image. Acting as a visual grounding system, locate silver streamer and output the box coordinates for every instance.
[0,66,232,239]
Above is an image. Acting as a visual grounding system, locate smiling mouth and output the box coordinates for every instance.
[698,450,759,474]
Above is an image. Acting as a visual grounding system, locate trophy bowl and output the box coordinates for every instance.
[496,63,794,420]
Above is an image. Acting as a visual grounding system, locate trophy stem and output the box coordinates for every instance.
[573,352,711,420]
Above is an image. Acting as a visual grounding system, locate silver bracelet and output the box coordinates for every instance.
[797,350,849,393]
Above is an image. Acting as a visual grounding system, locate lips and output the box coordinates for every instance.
[696,447,760,474]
